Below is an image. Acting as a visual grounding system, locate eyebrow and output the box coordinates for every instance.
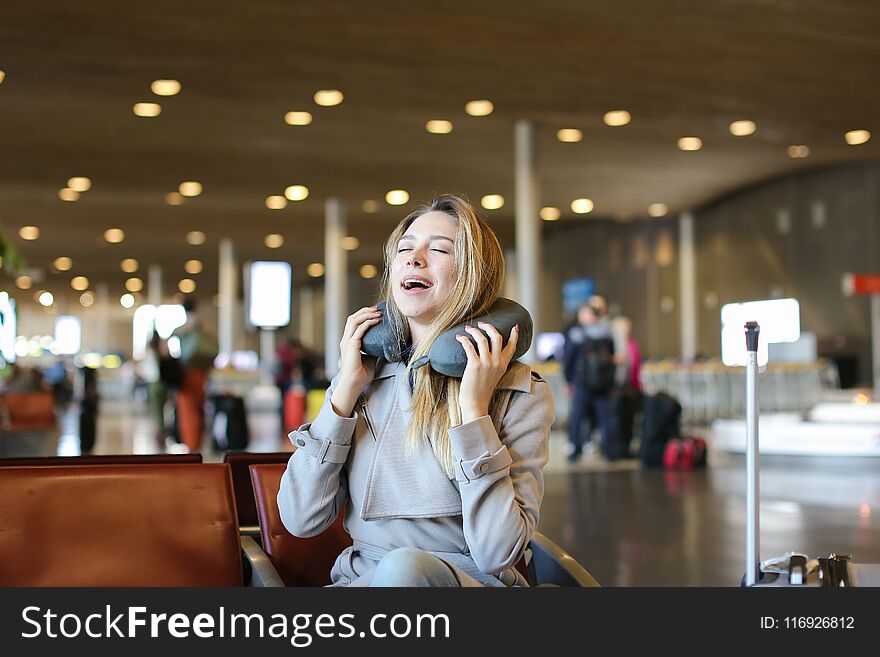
[399,234,454,243]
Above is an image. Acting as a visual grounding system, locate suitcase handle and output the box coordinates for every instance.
[745,321,761,586]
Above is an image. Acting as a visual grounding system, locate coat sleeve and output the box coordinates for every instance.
[446,377,554,574]
[277,375,357,538]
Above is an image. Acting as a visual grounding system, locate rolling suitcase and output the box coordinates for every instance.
[742,321,880,586]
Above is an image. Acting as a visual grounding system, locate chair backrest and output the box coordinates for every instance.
[250,462,351,586]
[0,453,203,467]
[527,531,600,587]
[223,451,293,530]
[0,463,243,586]
[0,391,56,431]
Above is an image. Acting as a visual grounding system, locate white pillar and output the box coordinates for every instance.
[260,328,276,385]
[872,295,880,395]
[679,212,697,361]
[299,285,315,348]
[96,282,109,354]
[515,119,541,363]
[325,198,347,377]
[148,264,162,308]
[218,238,236,359]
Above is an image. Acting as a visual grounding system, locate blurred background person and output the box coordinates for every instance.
[606,315,643,460]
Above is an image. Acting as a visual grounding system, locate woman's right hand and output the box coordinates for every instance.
[330,305,382,417]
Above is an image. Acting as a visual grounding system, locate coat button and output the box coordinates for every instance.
[295,438,306,447]
[480,463,489,473]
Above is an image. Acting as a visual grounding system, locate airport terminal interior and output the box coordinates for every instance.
[1,1,879,587]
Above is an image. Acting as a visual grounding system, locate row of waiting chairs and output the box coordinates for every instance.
[0,452,598,587]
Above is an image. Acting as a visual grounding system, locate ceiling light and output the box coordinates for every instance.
[0,71,5,84]
[165,192,185,205]
[178,279,196,294]
[133,102,161,117]
[845,130,871,145]
[58,188,80,202]
[16,275,32,290]
[604,110,631,127]
[125,277,143,292]
[385,189,409,205]
[341,236,360,251]
[729,120,757,137]
[71,276,89,291]
[314,89,344,107]
[120,293,136,308]
[151,79,181,96]
[677,137,703,151]
[266,195,288,210]
[426,120,453,134]
[53,257,73,271]
[104,228,125,244]
[284,111,313,125]
[186,231,206,245]
[648,203,669,218]
[465,100,494,117]
[556,129,583,143]
[284,185,309,201]
[787,145,810,158]
[19,226,40,240]
[264,234,284,249]
[38,291,54,307]
[307,263,325,277]
[121,258,139,273]
[184,259,203,274]
[179,181,203,197]
[362,200,379,213]
[540,207,561,221]
[68,177,91,192]
[359,265,378,279]
[481,194,505,210]
[571,198,594,214]
[79,291,95,307]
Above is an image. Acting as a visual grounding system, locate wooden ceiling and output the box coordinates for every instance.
[1,0,878,303]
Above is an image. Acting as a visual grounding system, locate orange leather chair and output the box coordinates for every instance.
[223,451,292,536]
[0,391,57,432]
[250,462,351,586]
[0,463,277,586]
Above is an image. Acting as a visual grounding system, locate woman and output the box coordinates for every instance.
[277,194,554,587]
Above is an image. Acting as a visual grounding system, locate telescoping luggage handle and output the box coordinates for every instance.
[744,321,760,586]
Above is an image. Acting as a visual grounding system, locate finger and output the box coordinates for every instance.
[351,316,382,342]
[477,322,503,357]
[464,326,490,359]
[456,334,479,363]
[343,306,380,339]
[502,324,520,358]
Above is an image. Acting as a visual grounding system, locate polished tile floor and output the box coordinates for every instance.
[11,399,879,587]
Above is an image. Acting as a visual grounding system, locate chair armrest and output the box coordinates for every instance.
[528,531,601,587]
[241,536,285,587]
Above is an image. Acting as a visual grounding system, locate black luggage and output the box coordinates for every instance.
[638,392,681,467]
[210,394,250,451]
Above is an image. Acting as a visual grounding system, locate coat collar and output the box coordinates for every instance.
[372,358,533,393]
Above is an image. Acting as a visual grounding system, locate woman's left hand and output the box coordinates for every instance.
[456,322,519,424]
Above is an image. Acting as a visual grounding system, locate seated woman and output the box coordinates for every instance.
[277,194,554,587]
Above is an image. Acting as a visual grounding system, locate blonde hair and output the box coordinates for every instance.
[379,194,505,477]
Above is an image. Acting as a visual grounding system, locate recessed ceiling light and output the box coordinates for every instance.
[845,129,871,145]
[359,265,378,279]
[79,291,95,307]
[133,102,161,117]
[0,71,5,85]
[426,120,453,134]
[151,79,181,96]
[165,192,185,205]
[16,275,32,290]
[38,291,54,307]
[729,120,757,137]
[178,279,196,294]
[571,198,594,214]
[53,257,73,271]
[787,144,810,158]
[179,181,202,197]
[121,258,139,273]
[540,207,561,221]
[604,110,631,127]
[677,137,703,151]
[362,200,379,213]
[307,263,325,277]
[648,203,669,218]
[556,129,583,143]
[266,195,288,210]
[125,277,144,292]
[120,293,136,308]
[71,276,89,291]
[67,177,91,192]
[184,259,203,274]
[264,234,284,249]
[58,188,80,202]
[314,89,344,107]
[465,100,494,117]
[341,236,360,251]
[104,228,125,244]
[19,226,40,240]
[284,111,313,125]
[481,194,505,210]
[186,231,206,245]
[385,189,409,205]
[284,185,309,201]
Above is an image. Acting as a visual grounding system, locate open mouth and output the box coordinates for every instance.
[401,277,434,291]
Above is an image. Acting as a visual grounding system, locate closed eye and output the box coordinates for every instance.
[397,248,413,253]
[431,249,448,254]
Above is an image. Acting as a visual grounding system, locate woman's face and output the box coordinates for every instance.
[391,211,458,328]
